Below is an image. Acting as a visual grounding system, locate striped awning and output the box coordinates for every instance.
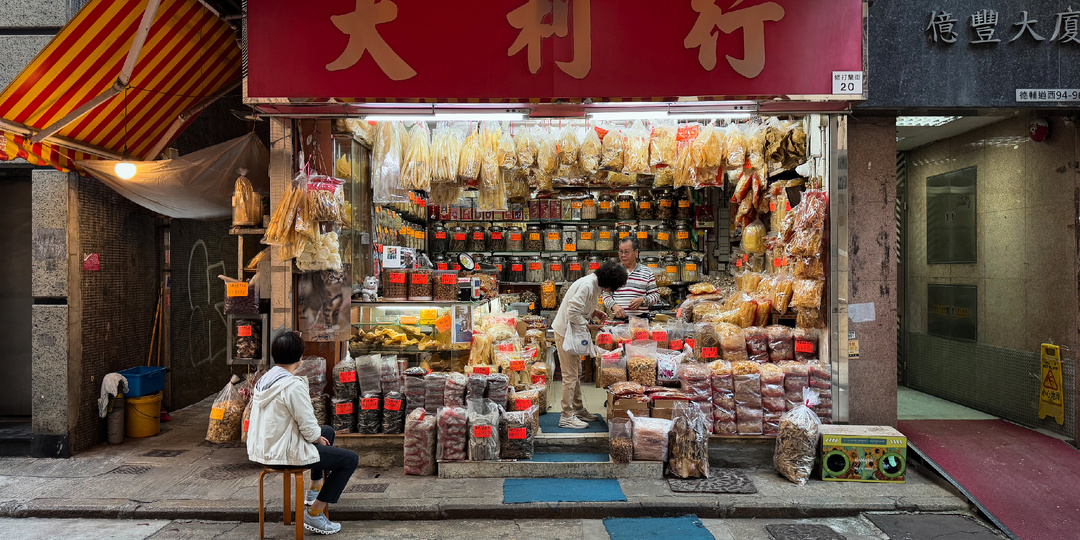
[0,0,241,173]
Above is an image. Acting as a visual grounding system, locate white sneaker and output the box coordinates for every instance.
[304,510,341,535]
[576,410,598,422]
[304,489,320,506]
[558,416,589,429]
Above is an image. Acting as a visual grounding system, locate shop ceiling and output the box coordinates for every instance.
[896,116,1011,152]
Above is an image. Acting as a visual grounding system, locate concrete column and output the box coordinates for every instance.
[269,118,294,335]
[846,117,899,427]
[30,169,76,457]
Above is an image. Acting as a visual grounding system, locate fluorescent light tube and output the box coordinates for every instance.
[895,116,959,127]
[363,112,525,122]
[586,111,669,121]
[667,112,753,120]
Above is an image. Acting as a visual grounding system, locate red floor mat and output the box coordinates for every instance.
[898,419,1080,540]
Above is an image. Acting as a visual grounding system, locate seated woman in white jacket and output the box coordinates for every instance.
[551,261,627,429]
[247,331,358,536]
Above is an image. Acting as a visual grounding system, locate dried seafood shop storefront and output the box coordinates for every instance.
[243,0,864,473]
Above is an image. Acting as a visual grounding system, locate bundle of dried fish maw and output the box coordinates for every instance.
[498,127,517,169]
[558,125,580,166]
[600,127,624,171]
[649,122,677,168]
[431,123,463,184]
[723,124,748,170]
[622,120,650,174]
[457,126,482,185]
[401,122,432,191]
[537,127,558,174]
[579,126,601,174]
[515,125,537,168]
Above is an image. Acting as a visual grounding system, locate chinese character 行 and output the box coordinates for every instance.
[970,9,1001,43]
[507,0,592,79]
[684,0,785,78]
[1010,10,1045,42]
[927,10,959,43]
[326,0,416,80]
[1050,6,1080,44]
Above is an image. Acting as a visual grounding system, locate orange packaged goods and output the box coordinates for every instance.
[791,279,825,309]
[735,297,757,328]
[754,298,773,327]
[794,256,824,279]
[716,323,748,363]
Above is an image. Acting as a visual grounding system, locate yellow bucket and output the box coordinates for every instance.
[125,391,162,438]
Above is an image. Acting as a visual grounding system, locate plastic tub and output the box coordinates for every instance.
[119,366,166,397]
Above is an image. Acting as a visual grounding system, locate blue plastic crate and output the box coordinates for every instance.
[119,366,166,397]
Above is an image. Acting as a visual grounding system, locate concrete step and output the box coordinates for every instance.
[438,454,662,479]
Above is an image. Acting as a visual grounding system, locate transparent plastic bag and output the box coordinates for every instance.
[432,122,464,183]
[580,126,601,173]
[499,128,517,169]
[358,391,382,434]
[467,398,501,461]
[599,351,628,389]
[668,401,710,478]
[515,125,537,168]
[382,391,406,434]
[373,122,408,204]
[743,326,769,363]
[380,354,401,395]
[206,376,246,443]
[499,407,536,460]
[649,122,677,168]
[558,125,580,166]
[357,353,382,395]
[332,354,359,400]
[793,328,819,362]
[600,126,624,171]
[404,408,437,475]
[626,340,658,386]
[628,412,672,461]
[425,372,449,413]
[401,122,432,191]
[444,372,468,408]
[486,373,510,411]
[458,127,482,184]
[792,279,825,309]
[537,127,558,174]
[656,348,682,386]
[437,405,469,462]
[733,361,762,435]
[774,388,821,485]
[678,363,713,401]
[331,397,356,434]
[694,322,720,362]
[404,368,427,412]
[767,325,795,362]
[622,120,650,174]
[609,417,633,463]
[743,218,767,254]
[709,360,736,434]
[295,356,327,398]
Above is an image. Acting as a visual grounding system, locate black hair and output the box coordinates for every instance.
[271,330,305,365]
[595,261,628,291]
[619,237,640,252]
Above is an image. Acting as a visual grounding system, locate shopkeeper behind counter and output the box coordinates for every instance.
[551,261,628,429]
[602,237,661,321]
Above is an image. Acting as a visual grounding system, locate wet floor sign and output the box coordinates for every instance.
[1039,344,1064,425]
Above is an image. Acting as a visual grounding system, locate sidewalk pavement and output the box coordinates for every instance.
[0,396,973,523]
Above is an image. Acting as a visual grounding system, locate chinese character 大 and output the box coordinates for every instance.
[326,0,417,81]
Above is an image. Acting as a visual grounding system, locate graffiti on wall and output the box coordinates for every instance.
[186,239,228,367]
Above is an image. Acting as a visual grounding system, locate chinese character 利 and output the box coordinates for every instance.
[970,9,1000,43]
[1050,6,1080,44]
[1010,10,1045,42]
[326,0,417,81]
[926,10,959,43]
[684,0,785,79]
[507,0,592,79]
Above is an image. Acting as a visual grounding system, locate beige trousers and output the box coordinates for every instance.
[554,332,584,418]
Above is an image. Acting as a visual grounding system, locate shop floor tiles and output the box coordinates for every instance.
[529,452,609,462]
[502,478,626,503]
[538,412,608,433]
[666,468,757,494]
[604,515,714,540]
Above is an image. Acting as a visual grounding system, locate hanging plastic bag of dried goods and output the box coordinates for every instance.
[515,124,537,168]
[668,401,710,478]
[401,122,432,192]
[579,125,602,174]
[498,125,517,169]
[537,126,558,174]
[622,120,650,174]
[207,375,247,443]
[674,123,702,188]
[373,122,409,204]
[333,353,359,400]
[649,121,677,168]
[773,388,821,485]
[457,124,482,186]
[468,398,502,461]
[232,168,263,227]
[432,122,463,184]
[499,406,536,460]
[220,274,259,315]
[600,125,623,171]
[404,408,437,476]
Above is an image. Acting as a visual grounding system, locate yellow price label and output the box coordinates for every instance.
[210,408,225,420]
[226,282,249,297]
[420,308,438,322]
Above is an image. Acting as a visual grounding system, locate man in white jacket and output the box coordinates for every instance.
[247,331,358,535]
[551,261,627,429]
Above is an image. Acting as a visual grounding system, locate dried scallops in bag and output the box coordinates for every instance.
[580,126,602,173]
[401,122,432,191]
[600,126,624,171]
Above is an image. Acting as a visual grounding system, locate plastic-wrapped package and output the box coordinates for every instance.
[773,275,795,313]
[358,391,382,434]
[774,388,822,485]
[404,408,437,476]
[623,120,650,174]
[382,391,406,434]
[668,401,710,478]
[379,355,401,395]
[743,326,769,363]
[241,400,253,443]
[793,328,819,362]
[629,413,673,461]
[600,127,624,171]
[743,218,767,254]
[311,394,328,425]
[609,418,633,463]
[537,127,558,174]
[432,123,463,183]
[296,356,327,397]
[467,374,488,401]
[694,322,721,362]
[333,354,359,400]
[650,322,670,350]
[436,406,468,462]
[649,123,677,168]
[724,124,748,170]
[797,307,827,329]
[206,376,247,443]
[558,125,580,166]
[760,364,786,435]
[486,373,510,411]
[443,372,468,408]
[716,323,748,363]
[733,361,762,435]
[792,279,825,309]
[372,122,408,204]
[510,388,542,432]
[710,360,736,435]
[401,122,432,191]
[499,407,536,460]
[425,372,449,414]
[499,129,517,169]
[794,256,824,280]
[678,362,713,401]
[809,360,832,422]
[404,367,427,413]
[458,128,482,184]
[467,399,501,461]
[781,362,810,411]
[767,326,795,362]
[357,354,382,395]
[516,125,537,168]
[331,398,356,434]
[599,351,627,389]
[610,381,646,397]
[626,340,658,387]
[583,124,600,171]
[656,348,682,386]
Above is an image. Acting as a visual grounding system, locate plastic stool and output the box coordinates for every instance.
[258,467,305,539]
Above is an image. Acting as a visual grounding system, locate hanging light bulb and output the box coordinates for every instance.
[115,160,136,179]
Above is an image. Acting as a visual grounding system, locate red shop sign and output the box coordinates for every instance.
[247,0,863,102]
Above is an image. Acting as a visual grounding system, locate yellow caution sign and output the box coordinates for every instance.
[1039,344,1065,425]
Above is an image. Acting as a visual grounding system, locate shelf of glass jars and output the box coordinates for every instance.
[429,219,693,225]
[497,281,697,287]
[429,250,700,257]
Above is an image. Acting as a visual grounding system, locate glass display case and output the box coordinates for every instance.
[332,134,368,288]
[349,298,500,368]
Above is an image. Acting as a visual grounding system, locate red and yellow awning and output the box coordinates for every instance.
[0,0,240,173]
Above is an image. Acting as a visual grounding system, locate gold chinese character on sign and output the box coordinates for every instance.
[684,0,785,79]
[507,0,592,79]
[326,0,417,80]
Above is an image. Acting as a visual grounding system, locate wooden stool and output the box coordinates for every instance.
[258,467,305,539]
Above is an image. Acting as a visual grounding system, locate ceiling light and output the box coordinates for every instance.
[586,111,669,121]
[896,116,960,127]
[114,160,136,180]
[667,112,753,120]
[363,112,525,122]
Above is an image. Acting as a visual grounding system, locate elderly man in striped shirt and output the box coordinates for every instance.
[602,237,661,320]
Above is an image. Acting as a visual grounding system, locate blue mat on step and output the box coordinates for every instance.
[604,516,714,540]
[503,478,626,503]
[529,452,609,462]
[538,412,608,433]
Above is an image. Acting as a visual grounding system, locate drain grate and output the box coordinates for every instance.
[199,463,263,480]
[143,449,187,458]
[345,483,389,493]
[108,465,152,475]
[199,440,245,449]
[765,524,846,540]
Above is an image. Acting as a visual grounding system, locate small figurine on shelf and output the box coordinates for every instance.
[360,275,380,302]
